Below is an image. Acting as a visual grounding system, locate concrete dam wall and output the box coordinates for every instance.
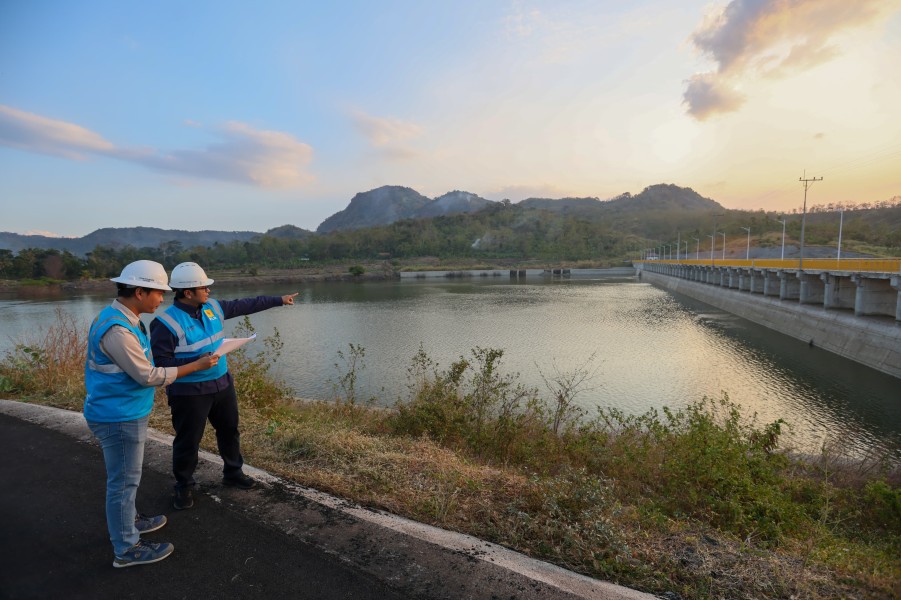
[639,270,901,380]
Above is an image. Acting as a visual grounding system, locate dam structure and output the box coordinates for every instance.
[634,258,901,379]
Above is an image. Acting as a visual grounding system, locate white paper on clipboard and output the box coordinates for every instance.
[214,334,257,357]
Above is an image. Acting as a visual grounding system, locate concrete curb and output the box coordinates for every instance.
[0,399,657,600]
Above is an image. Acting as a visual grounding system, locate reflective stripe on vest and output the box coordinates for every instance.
[155,299,229,383]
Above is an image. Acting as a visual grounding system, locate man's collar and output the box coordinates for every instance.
[174,299,203,317]
[111,299,141,325]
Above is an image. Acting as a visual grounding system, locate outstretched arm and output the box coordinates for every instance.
[217,294,298,319]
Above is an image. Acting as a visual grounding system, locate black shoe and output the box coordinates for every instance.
[222,473,255,489]
[173,487,194,510]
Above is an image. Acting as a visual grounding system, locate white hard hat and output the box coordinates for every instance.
[110,260,172,291]
[169,262,214,289]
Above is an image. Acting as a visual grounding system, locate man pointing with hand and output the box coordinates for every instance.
[149,262,297,510]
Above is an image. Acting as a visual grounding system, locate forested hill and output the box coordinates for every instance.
[0,227,263,256]
[2,184,720,255]
[316,187,494,233]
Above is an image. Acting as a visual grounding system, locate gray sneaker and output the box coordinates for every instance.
[113,539,174,568]
[135,513,167,534]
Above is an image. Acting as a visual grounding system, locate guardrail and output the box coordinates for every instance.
[634,258,901,273]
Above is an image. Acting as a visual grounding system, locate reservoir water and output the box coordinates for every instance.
[1,273,899,460]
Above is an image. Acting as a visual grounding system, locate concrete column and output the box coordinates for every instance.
[726,268,738,289]
[717,267,727,287]
[747,269,763,294]
[852,274,898,318]
[822,273,856,310]
[893,275,901,322]
[763,270,780,297]
[799,273,825,305]
[778,270,800,300]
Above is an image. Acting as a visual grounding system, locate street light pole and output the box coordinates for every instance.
[692,237,700,260]
[837,209,844,261]
[777,218,786,260]
[740,226,750,260]
[676,232,681,261]
[683,240,688,260]
[711,213,725,265]
[720,231,726,260]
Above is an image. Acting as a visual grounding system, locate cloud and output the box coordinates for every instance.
[683,72,746,120]
[503,2,543,38]
[130,122,314,188]
[350,110,423,160]
[683,0,899,120]
[0,105,115,159]
[0,105,314,188]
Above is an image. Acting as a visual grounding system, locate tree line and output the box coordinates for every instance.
[2,202,899,282]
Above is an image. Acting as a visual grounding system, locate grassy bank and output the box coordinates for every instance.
[2,311,899,599]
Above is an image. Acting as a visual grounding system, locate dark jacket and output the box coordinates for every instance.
[149,296,283,396]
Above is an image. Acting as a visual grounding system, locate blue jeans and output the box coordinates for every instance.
[87,416,148,556]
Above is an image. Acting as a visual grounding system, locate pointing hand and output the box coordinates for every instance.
[282,293,299,305]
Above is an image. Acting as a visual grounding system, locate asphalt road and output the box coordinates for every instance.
[0,412,407,600]
[0,402,656,600]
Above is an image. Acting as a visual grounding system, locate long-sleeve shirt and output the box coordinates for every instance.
[149,295,284,396]
[100,300,178,388]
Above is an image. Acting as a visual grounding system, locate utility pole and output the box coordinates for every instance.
[798,172,823,271]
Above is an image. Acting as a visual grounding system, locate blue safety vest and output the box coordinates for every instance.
[84,306,156,422]
[153,299,229,383]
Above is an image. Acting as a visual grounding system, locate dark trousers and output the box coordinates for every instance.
[169,383,244,489]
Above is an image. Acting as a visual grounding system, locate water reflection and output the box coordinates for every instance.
[1,278,898,460]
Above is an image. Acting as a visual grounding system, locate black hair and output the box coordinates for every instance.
[117,284,158,298]
[174,289,188,300]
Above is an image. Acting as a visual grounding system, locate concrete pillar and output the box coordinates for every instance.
[725,268,738,289]
[747,269,763,294]
[778,270,800,300]
[763,270,780,297]
[799,273,825,305]
[852,274,898,318]
[822,273,856,310]
[893,275,901,322]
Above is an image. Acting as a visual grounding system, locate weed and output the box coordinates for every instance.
[7,312,900,599]
[0,308,87,405]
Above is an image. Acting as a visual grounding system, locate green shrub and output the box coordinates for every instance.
[228,316,292,410]
[390,345,542,463]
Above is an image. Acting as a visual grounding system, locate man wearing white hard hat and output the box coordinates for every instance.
[149,262,297,510]
[84,260,219,568]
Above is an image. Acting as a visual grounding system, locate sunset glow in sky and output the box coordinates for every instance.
[2,0,900,236]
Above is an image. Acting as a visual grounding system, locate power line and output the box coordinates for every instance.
[798,172,823,271]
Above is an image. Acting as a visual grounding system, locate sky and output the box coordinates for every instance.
[1,0,900,237]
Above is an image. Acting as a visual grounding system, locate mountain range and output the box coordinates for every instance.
[2,184,723,255]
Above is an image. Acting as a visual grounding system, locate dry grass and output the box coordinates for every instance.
[2,312,899,599]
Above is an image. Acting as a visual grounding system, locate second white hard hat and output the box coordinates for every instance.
[169,262,214,289]
[110,260,173,291]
